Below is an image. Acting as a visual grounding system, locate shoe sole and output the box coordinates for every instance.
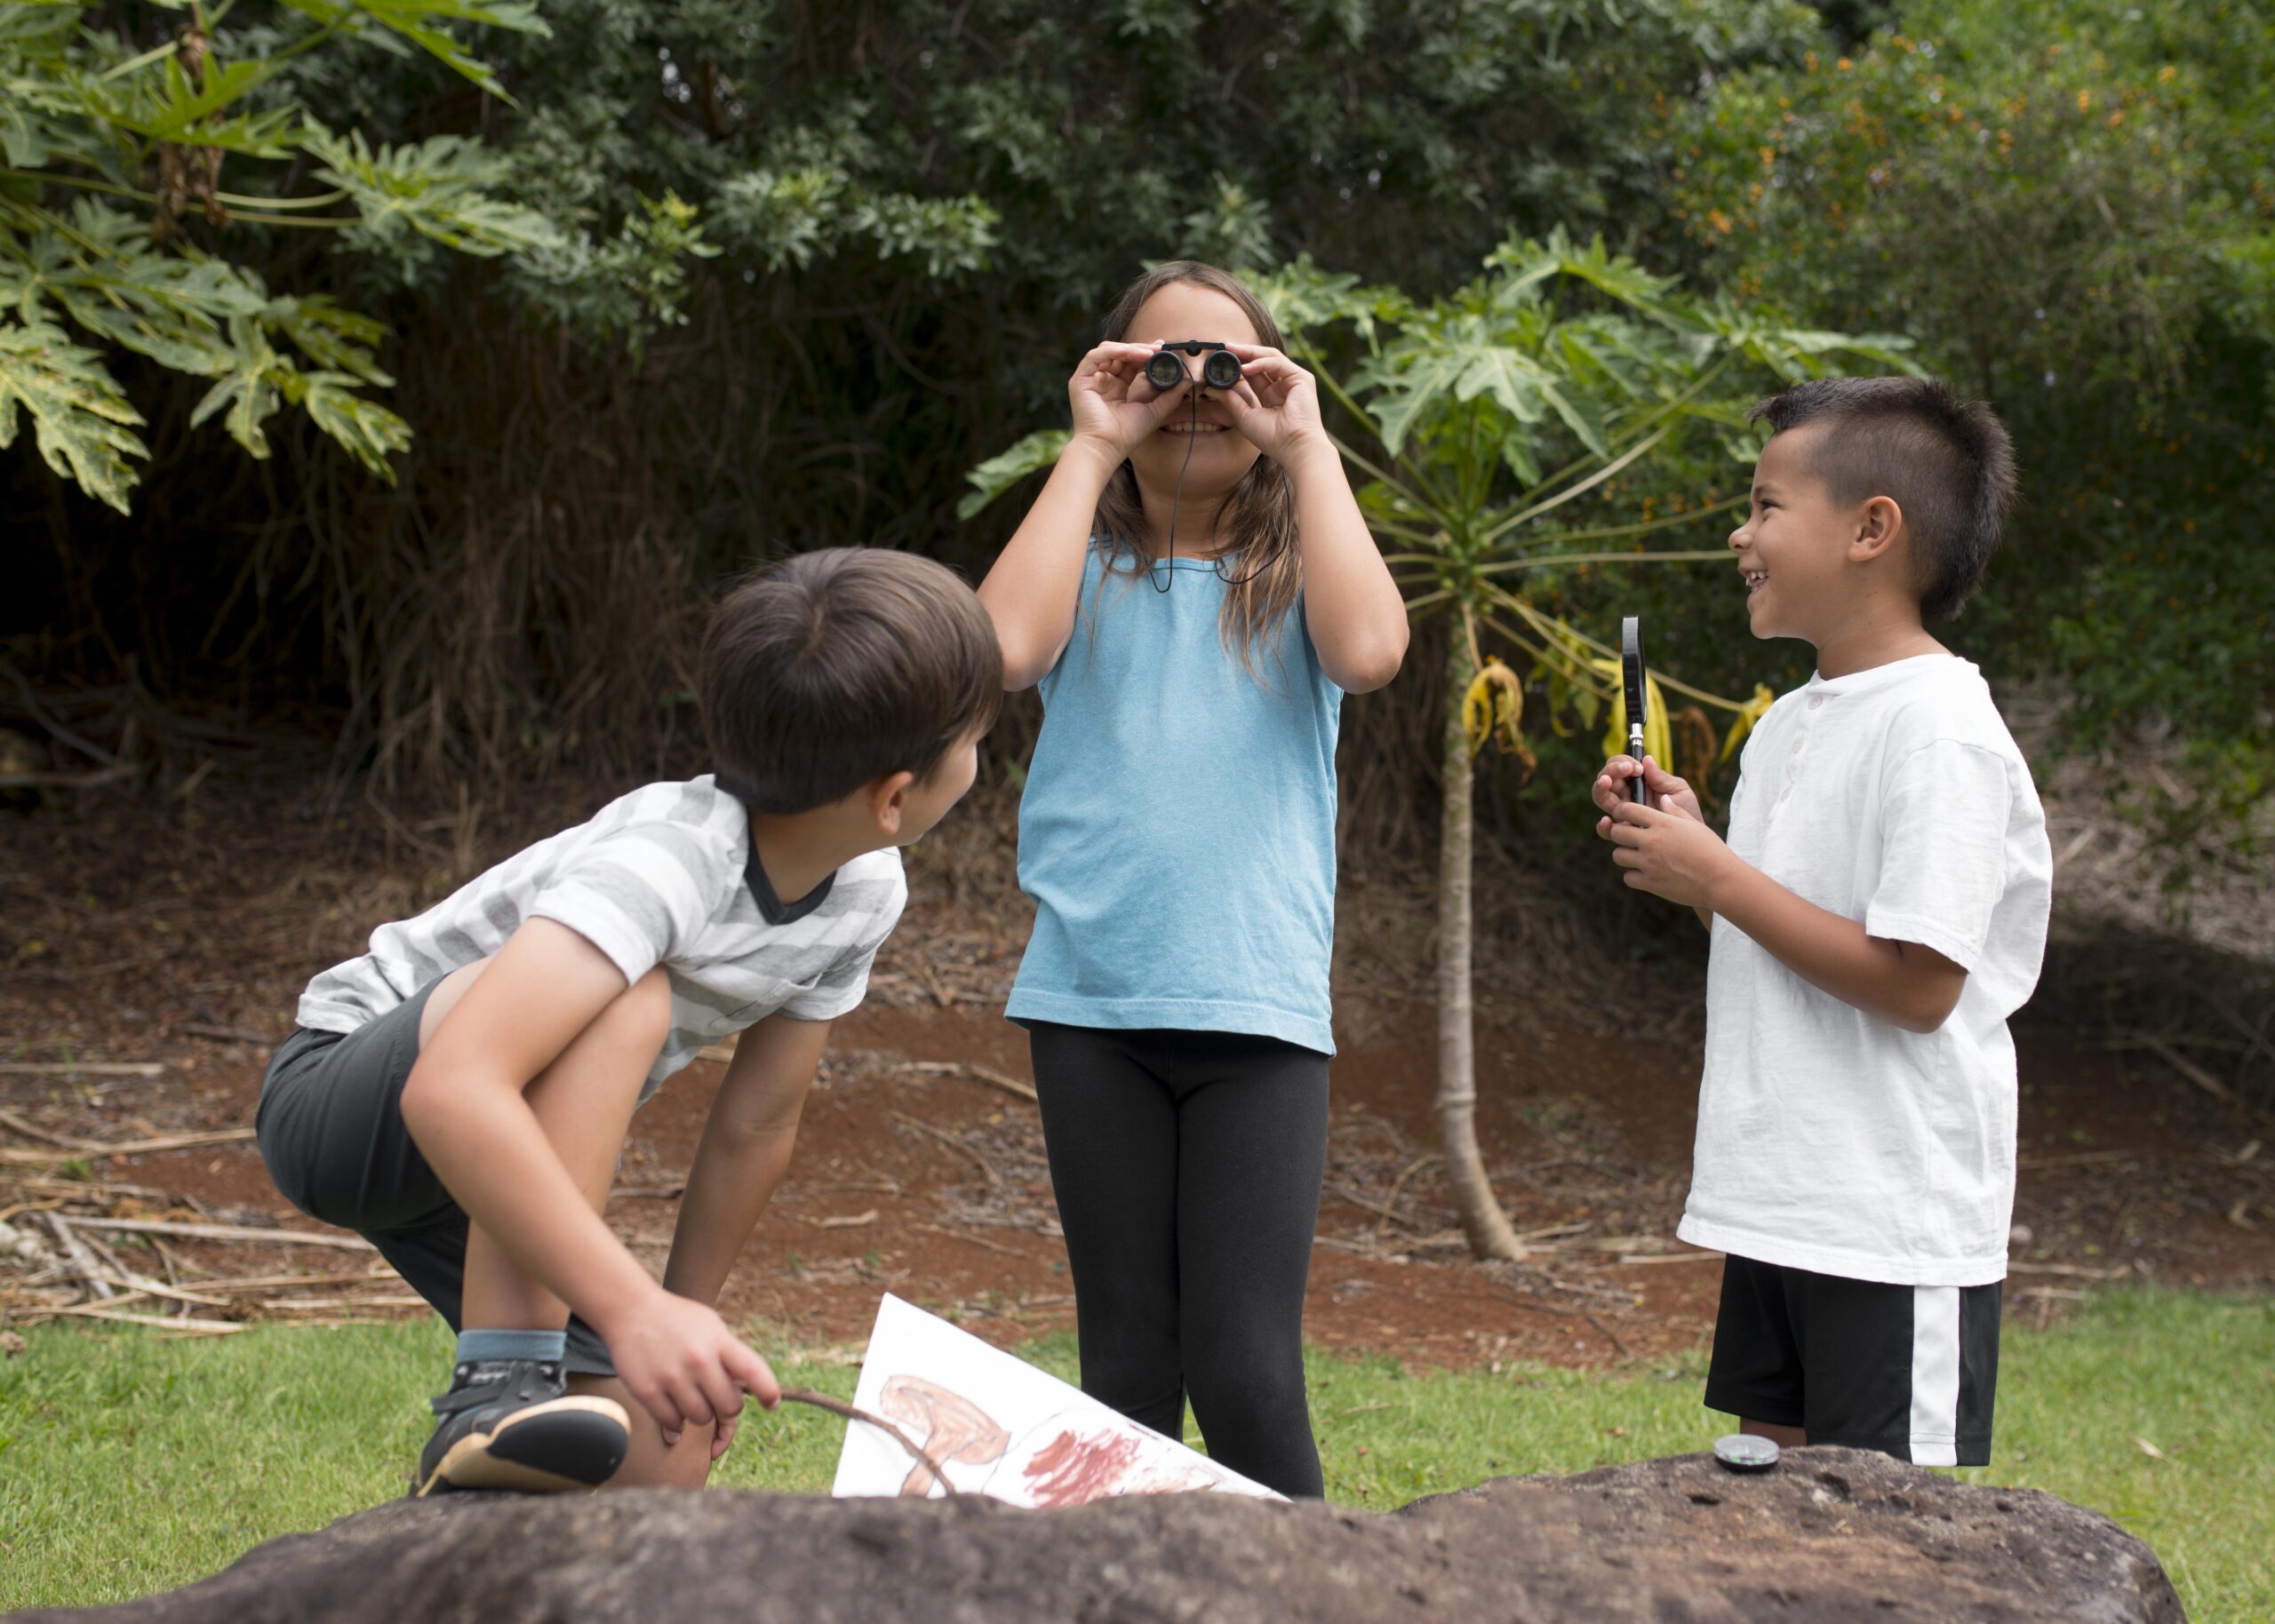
[414,1396,631,1498]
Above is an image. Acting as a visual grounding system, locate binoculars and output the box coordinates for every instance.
[1145,341,1242,394]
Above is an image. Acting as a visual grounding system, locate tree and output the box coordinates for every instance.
[1672,0,2275,777]
[0,1,580,511]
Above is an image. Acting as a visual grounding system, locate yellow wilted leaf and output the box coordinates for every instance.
[1590,657,1672,771]
[1462,657,1532,770]
[1720,683,1776,762]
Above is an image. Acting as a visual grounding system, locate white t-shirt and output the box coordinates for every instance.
[1677,655,2052,1286]
[298,777,906,1103]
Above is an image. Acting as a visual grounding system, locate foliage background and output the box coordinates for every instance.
[6,0,2270,843]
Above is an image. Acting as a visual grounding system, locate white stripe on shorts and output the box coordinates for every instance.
[1909,1285,1962,1467]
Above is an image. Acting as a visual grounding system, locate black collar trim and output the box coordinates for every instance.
[745,833,835,926]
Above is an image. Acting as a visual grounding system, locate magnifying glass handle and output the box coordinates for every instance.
[1628,725,1648,804]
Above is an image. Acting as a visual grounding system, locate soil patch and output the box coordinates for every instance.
[4,781,2271,1367]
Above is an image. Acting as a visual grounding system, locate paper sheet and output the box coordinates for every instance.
[828,1293,1286,1507]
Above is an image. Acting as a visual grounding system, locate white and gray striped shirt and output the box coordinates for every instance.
[298,776,905,1102]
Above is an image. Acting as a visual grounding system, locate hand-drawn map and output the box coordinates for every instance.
[828,1294,1287,1508]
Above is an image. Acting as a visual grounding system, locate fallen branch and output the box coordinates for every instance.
[778,1387,960,1497]
[0,1062,164,1079]
[39,1213,116,1300]
[0,1126,256,1163]
[63,1217,373,1251]
[914,1222,1033,1261]
[37,1303,245,1334]
[176,1023,274,1047]
[890,1113,1002,1186]
[893,1061,1038,1104]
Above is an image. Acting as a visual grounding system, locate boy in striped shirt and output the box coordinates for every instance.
[259,550,999,1495]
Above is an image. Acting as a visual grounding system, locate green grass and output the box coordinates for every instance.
[3,1290,2269,1619]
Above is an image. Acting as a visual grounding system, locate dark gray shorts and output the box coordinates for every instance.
[255,977,615,1376]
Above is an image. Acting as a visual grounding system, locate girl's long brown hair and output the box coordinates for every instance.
[1090,261,1305,680]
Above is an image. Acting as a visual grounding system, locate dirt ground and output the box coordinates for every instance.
[4,777,2271,1372]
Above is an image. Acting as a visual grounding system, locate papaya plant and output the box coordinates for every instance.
[0,0,566,511]
[1257,235,1913,1258]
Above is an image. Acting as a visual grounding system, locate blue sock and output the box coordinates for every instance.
[455,1328,567,1367]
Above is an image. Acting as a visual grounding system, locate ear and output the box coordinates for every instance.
[866,769,918,837]
[1848,495,1904,564]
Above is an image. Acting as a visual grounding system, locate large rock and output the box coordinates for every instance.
[15,1447,2182,1623]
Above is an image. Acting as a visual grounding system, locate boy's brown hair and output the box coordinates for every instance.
[699,549,1001,814]
[1750,377,2019,623]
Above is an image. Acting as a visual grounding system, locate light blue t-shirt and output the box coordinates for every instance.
[1005,544,1343,1055]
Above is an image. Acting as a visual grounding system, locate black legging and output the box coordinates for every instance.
[1028,1022,1330,1499]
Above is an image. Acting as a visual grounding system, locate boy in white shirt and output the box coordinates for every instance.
[1591,377,2051,1466]
[259,549,999,1495]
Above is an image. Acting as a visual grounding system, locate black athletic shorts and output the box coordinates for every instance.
[254,976,616,1376]
[1704,1254,2000,1467]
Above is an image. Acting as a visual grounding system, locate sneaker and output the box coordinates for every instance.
[411,1357,630,1498]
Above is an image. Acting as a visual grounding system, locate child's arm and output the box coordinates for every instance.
[400,919,778,1442]
[661,1014,830,1311]
[979,341,1190,689]
[1222,343,1409,693]
[1598,799,1968,1033]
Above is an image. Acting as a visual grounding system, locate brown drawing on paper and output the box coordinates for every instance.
[877,1372,1230,1508]
[879,1375,1010,1497]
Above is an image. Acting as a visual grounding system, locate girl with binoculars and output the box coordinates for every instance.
[978,261,1408,1497]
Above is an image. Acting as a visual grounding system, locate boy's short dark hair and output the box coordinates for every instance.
[699,549,1002,814]
[1749,377,2018,623]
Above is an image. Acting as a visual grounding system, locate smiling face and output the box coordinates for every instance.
[1728,423,1865,647]
[1121,280,1263,500]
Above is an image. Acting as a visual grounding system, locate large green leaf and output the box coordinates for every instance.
[2,208,267,374]
[0,316,147,513]
[307,128,561,257]
[267,295,393,386]
[188,317,289,458]
[291,370,411,477]
[956,428,1069,520]
[68,52,299,157]
[275,0,548,101]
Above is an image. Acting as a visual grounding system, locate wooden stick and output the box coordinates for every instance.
[894,1061,1038,1104]
[890,1113,1002,1185]
[39,1303,245,1334]
[0,1123,254,1161]
[175,1023,274,1046]
[913,1222,1033,1261]
[777,1388,961,1498]
[0,1127,258,1164]
[0,1062,164,1078]
[0,1109,80,1148]
[87,1271,233,1309]
[64,1217,374,1251]
[193,1270,399,1293]
[39,1213,116,1300]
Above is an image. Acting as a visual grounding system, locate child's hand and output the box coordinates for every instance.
[1592,754,1703,825]
[598,1286,780,1455]
[1600,799,1735,910]
[1217,344,1328,466]
[1066,341,1194,460]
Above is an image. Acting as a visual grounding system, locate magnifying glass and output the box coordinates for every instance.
[1622,617,1648,805]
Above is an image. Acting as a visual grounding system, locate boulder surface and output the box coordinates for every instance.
[16,1446,2183,1623]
